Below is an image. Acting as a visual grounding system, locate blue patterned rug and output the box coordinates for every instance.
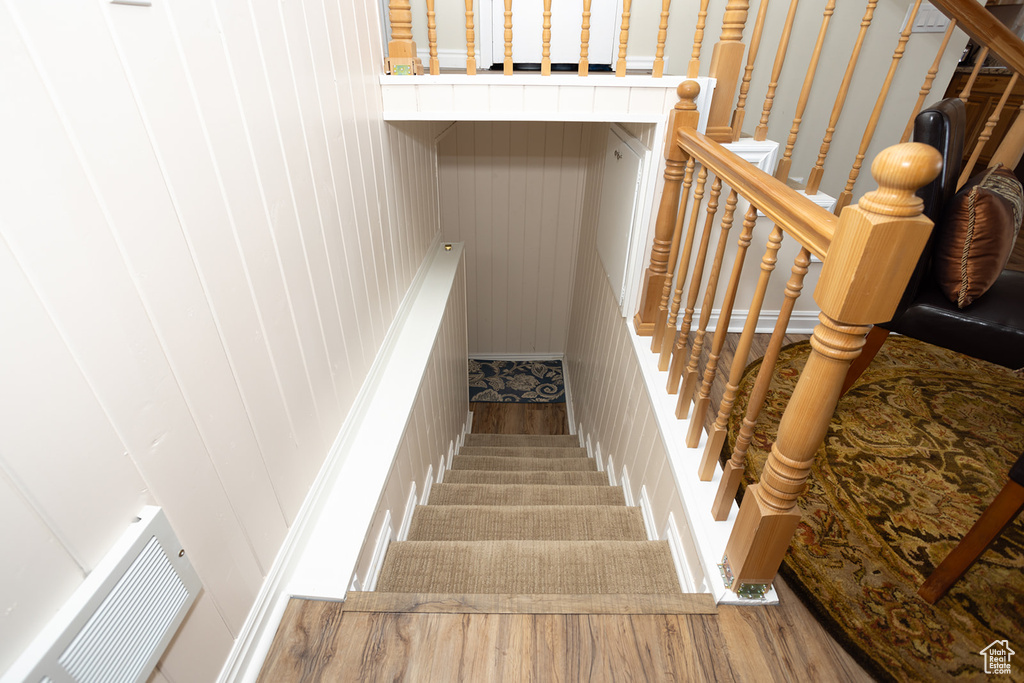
[468,359,565,403]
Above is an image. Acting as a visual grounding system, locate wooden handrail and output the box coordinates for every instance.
[931,0,1024,75]
[675,128,836,260]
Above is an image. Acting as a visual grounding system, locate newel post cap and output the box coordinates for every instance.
[815,142,941,324]
[857,142,942,217]
[676,80,701,110]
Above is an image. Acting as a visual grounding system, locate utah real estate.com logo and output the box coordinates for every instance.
[980,640,1015,675]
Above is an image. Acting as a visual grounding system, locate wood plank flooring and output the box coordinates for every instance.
[259,337,871,682]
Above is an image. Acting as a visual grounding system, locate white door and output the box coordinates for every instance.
[487,0,620,68]
[596,127,644,308]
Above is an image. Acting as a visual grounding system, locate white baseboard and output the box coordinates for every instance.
[421,465,434,504]
[664,512,699,593]
[638,486,657,542]
[620,465,634,507]
[577,424,585,448]
[468,352,565,361]
[606,455,617,486]
[397,484,418,542]
[563,360,576,436]
[674,308,821,336]
[594,442,603,473]
[584,433,593,460]
[364,511,393,592]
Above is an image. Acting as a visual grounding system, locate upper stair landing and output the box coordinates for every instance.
[380,74,715,125]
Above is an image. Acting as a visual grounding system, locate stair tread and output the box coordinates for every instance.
[451,455,597,472]
[458,446,589,458]
[376,540,682,594]
[442,470,609,486]
[464,434,579,448]
[343,592,714,615]
[429,483,625,506]
[407,505,647,541]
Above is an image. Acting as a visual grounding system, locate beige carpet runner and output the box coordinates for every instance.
[357,433,712,614]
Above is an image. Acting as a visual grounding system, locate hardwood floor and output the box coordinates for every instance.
[258,338,872,682]
[469,401,569,435]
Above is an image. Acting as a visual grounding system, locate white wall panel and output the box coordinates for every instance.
[439,121,590,357]
[565,125,687,546]
[0,0,443,678]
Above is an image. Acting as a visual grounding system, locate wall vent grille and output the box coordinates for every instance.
[2,507,200,683]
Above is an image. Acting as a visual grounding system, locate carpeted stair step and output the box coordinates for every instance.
[442,470,609,486]
[406,505,648,541]
[464,434,580,448]
[451,455,596,472]
[458,446,589,459]
[428,483,625,506]
[376,540,682,594]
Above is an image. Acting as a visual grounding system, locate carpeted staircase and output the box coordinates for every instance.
[371,433,693,606]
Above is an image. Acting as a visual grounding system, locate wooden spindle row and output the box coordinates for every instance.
[753,0,799,142]
[730,0,770,141]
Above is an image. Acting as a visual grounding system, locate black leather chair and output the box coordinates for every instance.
[842,98,1024,394]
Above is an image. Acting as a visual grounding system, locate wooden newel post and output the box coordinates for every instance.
[635,80,702,335]
[720,143,941,597]
[705,0,749,142]
[386,0,419,75]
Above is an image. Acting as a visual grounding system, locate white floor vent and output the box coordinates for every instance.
[3,507,201,683]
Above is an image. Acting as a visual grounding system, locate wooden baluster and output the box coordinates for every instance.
[668,173,720,393]
[710,246,807,520]
[990,99,1024,171]
[653,160,697,352]
[721,143,941,595]
[696,223,782,477]
[834,0,923,213]
[753,0,800,142]
[635,82,702,335]
[425,0,439,75]
[959,72,1020,187]
[730,0,771,141]
[653,0,673,78]
[616,0,632,77]
[900,20,957,143]
[774,0,836,180]
[688,0,712,78]
[579,0,592,76]
[504,0,514,75]
[542,0,553,76]
[387,0,418,74]
[806,0,878,195]
[686,202,758,449]
[677,187,737,419]
[660,162,706,371]
[706,0,751,142]
[465,0,477,75]
[959,47,989,103]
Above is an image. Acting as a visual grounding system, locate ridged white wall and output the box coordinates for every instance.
[0,1,444,680]
[357,257,469,585]
[438,121,591,356]
[565,125,705,585]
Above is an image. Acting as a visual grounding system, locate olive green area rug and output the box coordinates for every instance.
[727,337,1024,683]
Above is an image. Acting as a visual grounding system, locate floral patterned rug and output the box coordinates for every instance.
[468,359,565,403]
[728,337,1024,682]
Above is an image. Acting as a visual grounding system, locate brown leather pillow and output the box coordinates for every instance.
[933,165,1023,308]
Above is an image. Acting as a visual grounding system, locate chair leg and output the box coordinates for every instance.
[840,326,890,396]
[918,479,1024,604]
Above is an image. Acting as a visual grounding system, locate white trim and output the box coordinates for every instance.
[447,439,455,471]
[626,320,779,606]
[663,513,698,593]
[620,465,634,507]
[612,121,657,319]
[364,511,393,592]
[722,139,779,175]
[638,486,657,541]
[217,237,463,683]
[577,424,585,448]
[468,352,564,361]
[436,454,446,484]
[465,411,473,437]
[594,442,604,473]
[563,360,577,436]
[606,454,617,486]
[421,465,435,504]
[585,433,593,460]
[348,574,361,592]
[397,484,418,542]
[417,48,479,72]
